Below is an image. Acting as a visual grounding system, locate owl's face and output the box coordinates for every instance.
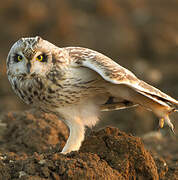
[7,36,58,78]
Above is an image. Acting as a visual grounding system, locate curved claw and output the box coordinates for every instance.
[158,118,164,129]
[158,116,175,134]
[164,116,175,134]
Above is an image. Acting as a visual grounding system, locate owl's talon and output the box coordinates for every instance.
[158,117,175,134]
[167,121,175,134]
[165,116,175,134]
[158,118,164,129]
[170,127,175,134]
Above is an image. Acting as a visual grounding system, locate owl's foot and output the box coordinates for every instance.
[158,118,164,129]
[158,116,175,134]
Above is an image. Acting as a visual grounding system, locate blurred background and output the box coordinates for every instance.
[0,0,178,135]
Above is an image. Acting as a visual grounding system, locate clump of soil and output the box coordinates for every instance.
[0,110,68,154]
[0,110,177,179]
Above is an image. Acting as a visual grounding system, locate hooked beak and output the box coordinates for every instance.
[26,62,31,74]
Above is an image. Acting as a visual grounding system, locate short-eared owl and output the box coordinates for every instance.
[7,36,178,154]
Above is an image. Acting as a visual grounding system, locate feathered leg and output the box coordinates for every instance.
[62,120,85,154]
[58,100,100,154]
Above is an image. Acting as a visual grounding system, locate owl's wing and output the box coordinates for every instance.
[66,47,178,108]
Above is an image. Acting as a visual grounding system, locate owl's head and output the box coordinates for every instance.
[7,36,59,78]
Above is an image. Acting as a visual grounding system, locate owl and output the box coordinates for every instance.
[7,36,178,154]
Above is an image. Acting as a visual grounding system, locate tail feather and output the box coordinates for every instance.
[135,80,178,106]
[135,90,177,108]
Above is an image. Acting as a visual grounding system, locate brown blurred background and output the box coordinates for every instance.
[0,0,178,135]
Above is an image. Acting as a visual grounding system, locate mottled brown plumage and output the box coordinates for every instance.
[7,36,178,154]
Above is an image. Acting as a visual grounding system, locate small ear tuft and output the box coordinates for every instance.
[36,36,43,42]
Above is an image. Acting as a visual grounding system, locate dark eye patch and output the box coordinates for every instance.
[36,53,48,62]
[13,54,22,63]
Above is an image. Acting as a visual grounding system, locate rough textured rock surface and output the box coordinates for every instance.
[0,110,177,179]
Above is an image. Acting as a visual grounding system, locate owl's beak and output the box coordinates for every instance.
[26,62,31,74]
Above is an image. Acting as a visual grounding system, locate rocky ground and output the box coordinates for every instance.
[0,110,177,180]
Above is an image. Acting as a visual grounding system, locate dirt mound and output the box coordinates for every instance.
[0,110,177,179]
[0,110,68,155]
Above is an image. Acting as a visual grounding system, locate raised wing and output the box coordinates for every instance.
[66,47,178,108]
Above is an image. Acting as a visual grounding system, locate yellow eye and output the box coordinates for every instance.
[36,55,44,62]
[17,55,23,61]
